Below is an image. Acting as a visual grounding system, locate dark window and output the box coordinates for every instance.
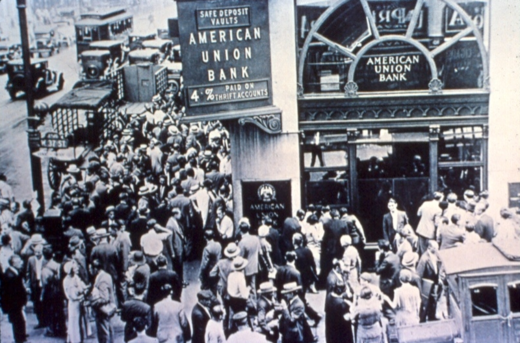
[508,283,520,313]
[471,285,498,317]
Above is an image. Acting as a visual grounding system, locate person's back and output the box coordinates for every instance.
[438,223,465,250]
[154,296,191,343]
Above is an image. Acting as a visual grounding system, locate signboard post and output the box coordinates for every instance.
[241,180,292,229]
[177,0,273,117]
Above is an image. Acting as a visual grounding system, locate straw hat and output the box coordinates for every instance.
[258,281,276,294]
[232,256,248,271]
[224,243,241,258]
[281,282,302,294]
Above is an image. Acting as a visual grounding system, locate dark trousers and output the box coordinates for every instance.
[95,313,114,343]
[8,309,26,343]
[30,285,44,325]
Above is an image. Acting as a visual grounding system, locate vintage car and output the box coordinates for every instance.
[142,39,173,62]
[5,59,64,100]
[31,26,61,57]
[128,49,161,65]
[88,40,126,66]
[161,60,182,95]
[393,242,520,343]
[80,50,113,80]
[128,31,157,50]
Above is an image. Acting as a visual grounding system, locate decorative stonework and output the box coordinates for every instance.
[428,78,443,94]
[238,114,282,134]
[344,81,359,98]
[429,125,440,141]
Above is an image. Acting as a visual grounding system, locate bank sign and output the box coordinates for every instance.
[177,0,272,116]
[242,181,292,230]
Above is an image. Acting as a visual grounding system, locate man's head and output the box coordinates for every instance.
[33,244,43,258]
[378,239,391,252]
[211,305,224,321]
[8,254,23,272]
[90,258,102,276]
[197,290,213,308]
[387,198,397,212]
[451,213,461,225]
[292,233,303,248]
[285,251,297,264]
[428,241,439,255]
[296,209,305,221]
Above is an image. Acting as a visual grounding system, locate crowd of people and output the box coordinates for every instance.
[0,93,520,343]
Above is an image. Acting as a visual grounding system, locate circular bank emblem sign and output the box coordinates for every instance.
[258,183,276,202]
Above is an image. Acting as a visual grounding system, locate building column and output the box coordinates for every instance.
[347,128,359,211]
[429,125,440,194]
[481,124,489,192]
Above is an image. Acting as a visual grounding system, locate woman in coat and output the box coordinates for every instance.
[325,279,354,343]
[63,260,89,343]
[392,269,421,326]
[352,286,384,343]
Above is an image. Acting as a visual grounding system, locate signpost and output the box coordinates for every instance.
[177,0,273,117]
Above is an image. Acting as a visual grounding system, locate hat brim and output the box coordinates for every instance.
[233,260,248,271]
[281,286,302,294]
[258,287,276,294]
[224,249,240,258]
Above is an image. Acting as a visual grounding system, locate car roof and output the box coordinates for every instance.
[142,39,172,48]
[8,58,48,66]
[129,49,160,58]
[89,40,124,48]
[81,50,111,57]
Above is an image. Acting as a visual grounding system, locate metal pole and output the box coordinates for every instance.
[17,0,45,215]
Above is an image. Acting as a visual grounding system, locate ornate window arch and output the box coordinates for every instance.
[297,0,489,97]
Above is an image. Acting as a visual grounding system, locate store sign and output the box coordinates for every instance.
[370,0,426,35]
[177,0,272,116]
[445,2,485,35]
[242,180,292,229]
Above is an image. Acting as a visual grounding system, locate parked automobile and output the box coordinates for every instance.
[0,51,9,73]
[79,50,113,79]
[5,58,64,100]
[128,49,161,65]
[142,39,173,62]
[88,40,126,66]
[128,31,157,50]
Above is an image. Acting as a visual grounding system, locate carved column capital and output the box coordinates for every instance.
[238,113,282,134]
[429,125,440,141]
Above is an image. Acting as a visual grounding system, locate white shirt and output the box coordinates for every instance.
[227,271,249,299]
[217,215,234,239]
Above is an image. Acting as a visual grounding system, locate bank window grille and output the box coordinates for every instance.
[155,67,168,95]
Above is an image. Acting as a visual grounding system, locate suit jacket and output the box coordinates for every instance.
[90,270,116,313]
[326,269,344,296]
[437,224,465,250]
[275,264,302,299]
[266,227,283,266]
[147,268,182,304]
[294,246,317,287]
[238,233,262,276]
[416,252,442,283]
[280,296,312,343]
[91,242,120,280]
[191,303,211,343]
[416,200,442,239]
[121,298,152,341]
[128,216,149,251]
[376,252,401,284]
[1,267,27,313]
[26,255,45,289]
[382,211,408,243]
[475,214,495,242]
[281,217,301,255]
[199,240,222,281]
[322,219,349,258]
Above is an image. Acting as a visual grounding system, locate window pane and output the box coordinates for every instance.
[471,286,498,317]
[303,150,348,168]
[439,166,482,196]
[305,174,349,206]
[439,133,482,163]
[508,283,520,313]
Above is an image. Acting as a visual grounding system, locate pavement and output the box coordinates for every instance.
[1,259,328,343]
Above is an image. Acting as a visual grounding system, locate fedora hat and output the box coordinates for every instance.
[105,205,115,214]
[340,235,352,247]
[30,233,44,245]
[94,228,110,239]
[130,251,146,266]
[138,184,158,196]
[142,238,163,257]
[281,282,302,294]
[68,236,82,250]
[224,243,241,258]
[232,256,248,271]
[401,252,419,268]
[66,164,81,174]
[258,281,276,294]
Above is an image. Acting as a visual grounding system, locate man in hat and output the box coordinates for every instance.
[416,192,444,255]
[227,256,250,323]
[191,290,214,343]
[141,219,174,269]
[205,161,225,194]
[128,207,150,251]
[399,251,421,292]
[275,251,302,299]
[279,282,313,343]
[326,258,347,296]
[257,281,282,342]
[91,229,120,297]
[237,218,261,291]
[215,203,234,246]
[89,258,117,343]
[20,232,46,258]
[147,138,164,178]
[293,232,318,294]
[60,164,82,197]
[416,241,443,322]
[199,229,222,290]
[26,243,46,328]
[227,311,268,343]
[147,255,182,305]
[1,254,27,343]
[320,208,349,286]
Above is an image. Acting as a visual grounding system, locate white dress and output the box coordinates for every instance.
[63,274,88,343]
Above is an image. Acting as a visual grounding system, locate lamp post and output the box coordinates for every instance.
[17,0,45,215]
